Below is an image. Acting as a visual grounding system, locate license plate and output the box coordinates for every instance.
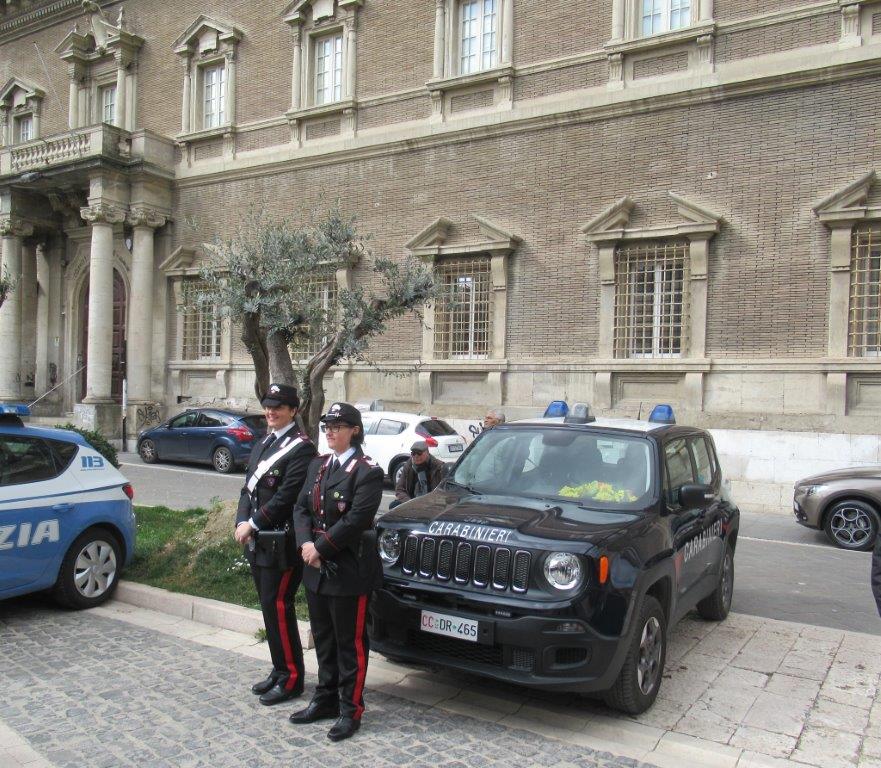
[420,610,478,642]
[448,444,463,452]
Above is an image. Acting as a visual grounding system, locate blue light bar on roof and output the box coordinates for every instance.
[648,404,675,424]
[543,400,569,418]
[0,403,30,417]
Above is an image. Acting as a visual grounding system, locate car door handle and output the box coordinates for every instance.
[52,503,73,512]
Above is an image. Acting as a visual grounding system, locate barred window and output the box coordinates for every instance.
[181,280,221,361]
[848,223,881,357]
[291,272,338,359]
[434,256,491,359]
[614,241,688,358]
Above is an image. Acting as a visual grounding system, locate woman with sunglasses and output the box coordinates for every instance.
[291,401,383,742]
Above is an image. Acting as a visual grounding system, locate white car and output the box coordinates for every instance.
[319,410,466,483]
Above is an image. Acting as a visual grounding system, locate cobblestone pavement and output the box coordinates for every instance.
[0,601,655,768]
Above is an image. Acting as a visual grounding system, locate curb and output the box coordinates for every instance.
[115,581,314,650]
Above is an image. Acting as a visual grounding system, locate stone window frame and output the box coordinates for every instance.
[0,78,44,147]
[610,0,714,41]
[284,0,362,137]
[426,0,514,122]
[581,192,721,362]
[406,215,520,364]
[172,16,243,139]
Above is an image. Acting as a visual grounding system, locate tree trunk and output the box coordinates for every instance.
[267,332,296,386]
[241,312,270,401]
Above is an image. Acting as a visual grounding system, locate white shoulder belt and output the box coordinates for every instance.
[247,437,305,494]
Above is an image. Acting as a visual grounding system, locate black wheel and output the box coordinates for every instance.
[389,457,407,486]
[823,500,879,551]
[53,529,122,610]
[697,544,734,621]
[212,446,235,474]
[603,595,666,715]
[138,438,159,464]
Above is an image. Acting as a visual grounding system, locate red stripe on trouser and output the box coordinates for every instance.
[276,570,299,690]
[351,594,368,719]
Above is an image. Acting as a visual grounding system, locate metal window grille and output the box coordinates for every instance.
[203,65,226,129]
[434,256,491,360]
[315,33,343,105]
[614,240,688,358]
[848,224,881,357]
[642,0,691,35]
[101,85,116,124]
[460,0,498,75]
[290,273,338,360]
[181,280,221,361]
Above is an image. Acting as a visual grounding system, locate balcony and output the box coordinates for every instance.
[0,124,174,177]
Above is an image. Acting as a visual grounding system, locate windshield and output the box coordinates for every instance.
[451,427,655,509]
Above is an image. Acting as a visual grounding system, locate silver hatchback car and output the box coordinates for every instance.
[793,466,881,551]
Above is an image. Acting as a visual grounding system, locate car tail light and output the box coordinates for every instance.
[228,426,253,442]
[122,483,134,500]
[424,435,438,447]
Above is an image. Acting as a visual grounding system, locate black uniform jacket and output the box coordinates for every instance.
[236,430,317,531]
[873,531,881,617]
[293,447,384,596]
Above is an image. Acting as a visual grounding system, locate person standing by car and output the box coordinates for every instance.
[389,440,448,509]
[234,383,317,706]
[873,530,881,617]
[483,409,506,431]
[290,402,384,742]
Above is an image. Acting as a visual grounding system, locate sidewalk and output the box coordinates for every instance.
[2,589,879,768]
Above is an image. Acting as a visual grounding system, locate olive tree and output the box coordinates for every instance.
[191,205,435,441]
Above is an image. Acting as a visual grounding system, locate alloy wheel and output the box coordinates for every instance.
[830,506,873,548]
[214,447,233,473]
[637,616,663,695]
[73,540,118,599]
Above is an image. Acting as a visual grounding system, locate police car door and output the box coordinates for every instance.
[686,434,724,583]
[662,437,705,597]
[0,435,75,593]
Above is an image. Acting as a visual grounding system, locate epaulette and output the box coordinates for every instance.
[358,455,379,468]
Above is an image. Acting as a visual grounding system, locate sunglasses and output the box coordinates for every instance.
[321,423,354,433]
[411,449,426,456]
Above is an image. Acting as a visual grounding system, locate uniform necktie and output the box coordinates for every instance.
[261,433,277,457]
[331,457,340,473]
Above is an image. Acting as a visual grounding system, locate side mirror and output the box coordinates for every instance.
[679,484,715,509]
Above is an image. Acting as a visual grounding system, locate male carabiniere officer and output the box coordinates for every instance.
[235,383,317,705]
[290,402,384,741]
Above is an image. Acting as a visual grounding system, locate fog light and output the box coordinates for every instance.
[553,622,584,634]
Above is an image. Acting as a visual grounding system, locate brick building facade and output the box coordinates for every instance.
[1,0,881,439]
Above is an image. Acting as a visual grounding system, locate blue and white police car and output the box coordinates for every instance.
[0,404,136,609]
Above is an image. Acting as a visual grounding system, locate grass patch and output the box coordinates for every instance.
[127,505,309,619]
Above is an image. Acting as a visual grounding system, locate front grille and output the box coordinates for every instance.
[436,540,454,580]
[511,647,535,672]
[402,535,419,575]
[398,534,534,594]
[419,537,437,577]
[473,545,491,587]
[407,630,503,667]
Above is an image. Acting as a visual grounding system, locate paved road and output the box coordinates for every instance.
[117,454,881,636]
[0,603,652,768]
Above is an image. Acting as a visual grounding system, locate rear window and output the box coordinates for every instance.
[376,419,406,436]
[241,416,268,433]
[48,440,79,472]
[0,436,59,486]
[418,419,457,437]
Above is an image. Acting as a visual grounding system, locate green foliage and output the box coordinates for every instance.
[127,505,310,619]
[55,423,119,468]
[0,266,15,310]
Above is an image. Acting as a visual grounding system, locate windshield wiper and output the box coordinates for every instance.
[446,479,478,494]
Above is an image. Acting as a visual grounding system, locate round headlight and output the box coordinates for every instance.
[378,529,402,565]
[543,552,584,591]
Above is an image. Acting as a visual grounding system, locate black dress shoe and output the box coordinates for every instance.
[327,716,360,742]
[289,699,340,724]
[259,681,304,706]
[251,674,278,696]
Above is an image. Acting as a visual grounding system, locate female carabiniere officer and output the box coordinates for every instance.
[290,402,384,742]
[234,383,317,706]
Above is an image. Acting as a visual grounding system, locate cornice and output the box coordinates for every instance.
[0,0,115,45]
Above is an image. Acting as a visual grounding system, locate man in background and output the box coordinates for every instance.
[390,441,448,508]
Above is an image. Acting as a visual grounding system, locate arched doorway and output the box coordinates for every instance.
[79,270,127,402]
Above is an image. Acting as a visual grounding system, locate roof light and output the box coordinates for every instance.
[0,403,30,426]
[544,400,569,418]
[564,402,595,424]
[648,404,676,424]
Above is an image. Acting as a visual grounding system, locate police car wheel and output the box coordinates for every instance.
[139,439,159,464]
[212,446,235,473]
[603,595,666,715]
[53,529,121,610]
[697,544,734,621]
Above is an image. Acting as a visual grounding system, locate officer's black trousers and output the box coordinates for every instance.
[250,560,304,691]
[305,589,370,720]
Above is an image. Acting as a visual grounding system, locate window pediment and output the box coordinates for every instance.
[814,171,879,226]
[406,215,520,260]
[160,245,202,276]
[283,0,363,26]
[172,16,243,57]
[56,5,143,62]
[0,78,45,105]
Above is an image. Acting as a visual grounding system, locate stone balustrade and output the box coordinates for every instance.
[0,123,131,176]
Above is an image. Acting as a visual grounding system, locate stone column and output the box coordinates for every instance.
[344,19,357,101]
[67,64,81,129]
[225,51,236,125]
[698,0,713,22]
[0,106,9,146]
[34,242,50,396]
[611,0,626,40]
[0,217,33,401]
[80,204,126,403]
[19,240,37,396]
[291,29,302,110]
[125,207,166,403]
[181,59,192,133]
[433,0,446,78]
[501,0,513,64]
[114,52,128,130]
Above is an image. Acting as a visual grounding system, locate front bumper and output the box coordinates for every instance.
[793,492,822,529]
[369,587,628,693]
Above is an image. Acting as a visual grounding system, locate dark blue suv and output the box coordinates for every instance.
[136,409,267,473]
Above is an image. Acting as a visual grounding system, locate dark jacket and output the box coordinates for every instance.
[873,531,881,617]
[394,454,448,503]
[236,430,317,531]
[293,447,384,596]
